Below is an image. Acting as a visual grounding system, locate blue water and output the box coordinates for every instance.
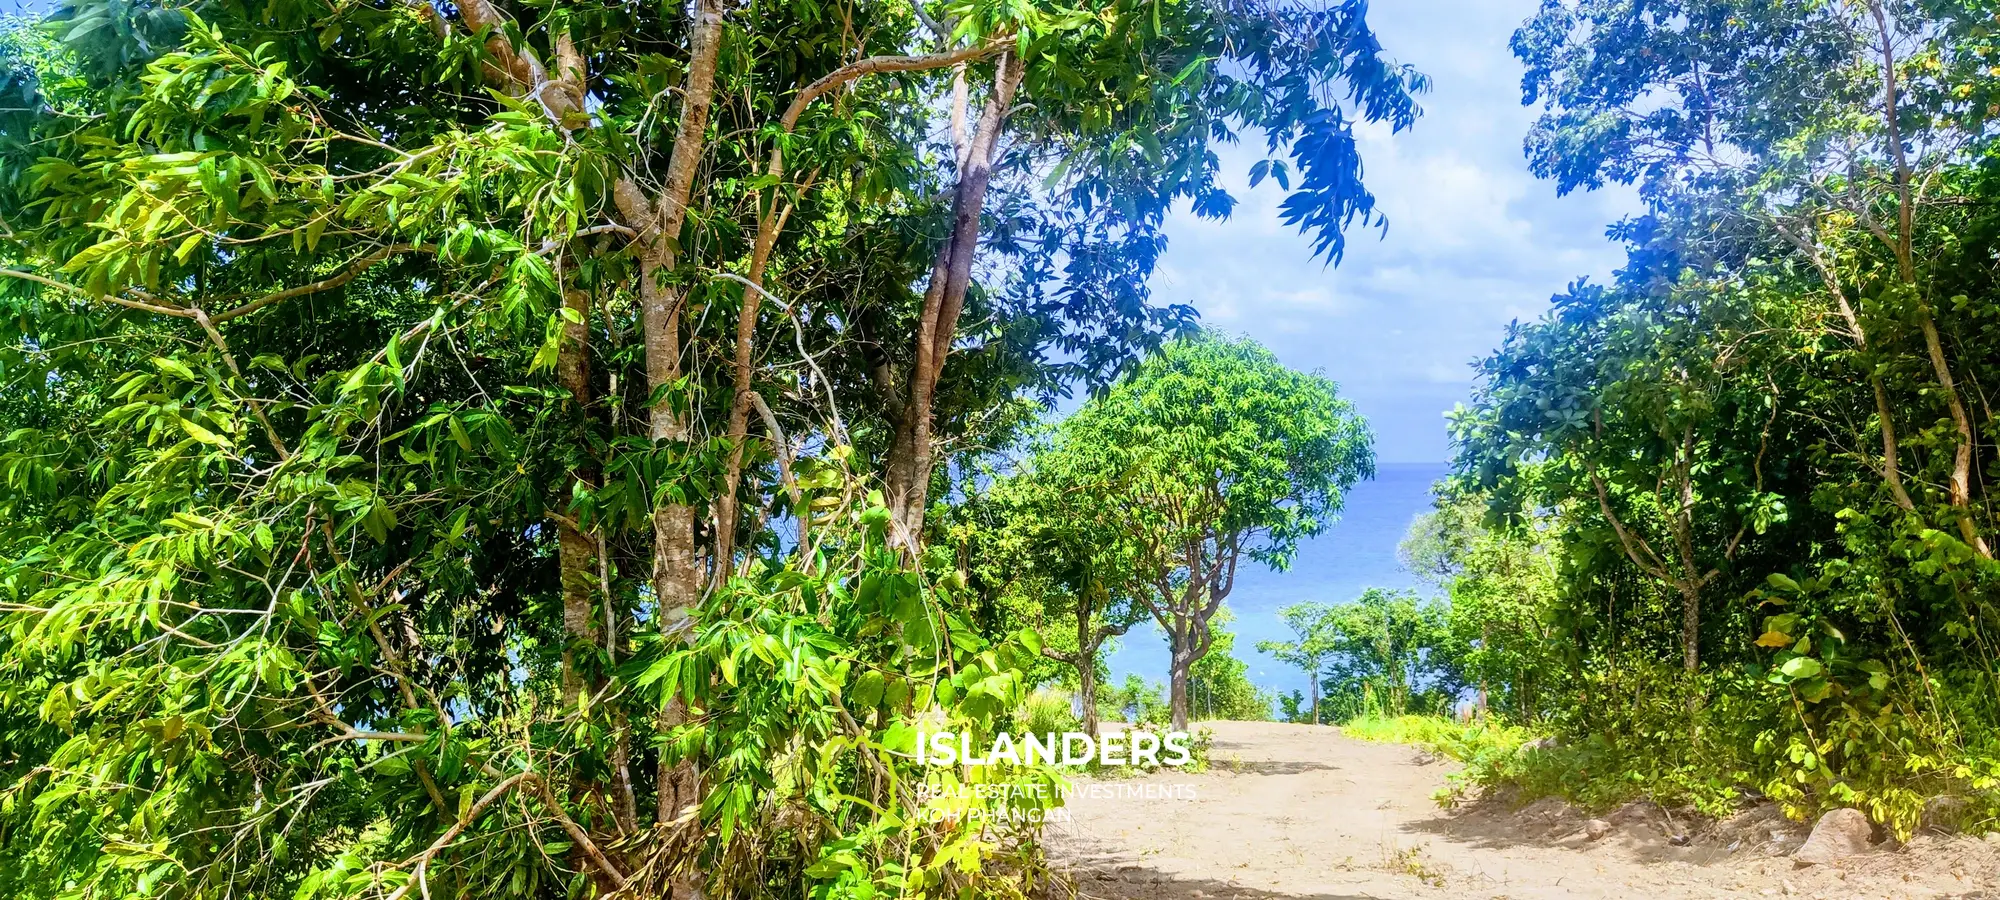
[1104,461,1448,704]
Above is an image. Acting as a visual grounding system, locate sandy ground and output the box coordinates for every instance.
[1047,721,2000,900]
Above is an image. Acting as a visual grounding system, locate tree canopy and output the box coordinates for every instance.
[1040,333,1374,729]
[1431,0,2000,833]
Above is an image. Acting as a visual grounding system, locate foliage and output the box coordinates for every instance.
[1258,602,1338,723]
[1401,497,1567,721]
[1317,589,1458,721]
[1049,332,1374,728]
[1186,608,1272,722]
[0,0,1423,895]
[1435,0,2000,838]
[1098,676,1170,728]
[1018,687,1081,737]
[954,425,1148,735]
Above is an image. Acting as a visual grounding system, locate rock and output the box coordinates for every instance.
[1411,750,1438,766]
[1522,737,1560,753]
[1668,832,1691,846]
[1921,795,1969,834]
[1584,818,1612,841]
[1791,809,1874,867]
[1984,831,2000,845]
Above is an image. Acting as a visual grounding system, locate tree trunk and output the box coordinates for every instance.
[1075,601,1101,739]
[1866,0,1988,557]
[556,284,598,707]
[1679,582,1700,672]
[1078,660,1100,739]
[884,53,1024,551]
[714,204,790,579]
[1307,666,1320,726]
[628,5,723,896]
[1917,311,1990,556]
[1168,641,1193,732]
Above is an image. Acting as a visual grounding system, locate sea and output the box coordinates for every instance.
[1103,461,1450,705]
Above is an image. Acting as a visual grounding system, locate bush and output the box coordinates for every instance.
[1346,663,2000,837]
[1099,675,1171,726]
[1020,686,1081,736]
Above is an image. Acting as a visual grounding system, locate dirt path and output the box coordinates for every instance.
[1048,721,1999,900]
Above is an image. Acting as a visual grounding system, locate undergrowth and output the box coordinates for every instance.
[1344,691,2000,839]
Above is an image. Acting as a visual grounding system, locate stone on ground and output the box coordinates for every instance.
[1792,808,1874,867]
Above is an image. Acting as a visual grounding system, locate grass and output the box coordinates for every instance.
[1340,714,1532,762]
[1340,713,1753,818]
[1339,714,1546,808]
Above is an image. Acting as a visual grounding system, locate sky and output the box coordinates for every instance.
[1157,0,1641,464]
[1107,0,1647,694]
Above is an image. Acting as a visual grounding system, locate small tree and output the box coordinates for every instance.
[1259,602,1339,724]
[1060,334,1374,730]
[1188,607,1272,721]
[1321,588,1455,718]
[973,450,1147,738]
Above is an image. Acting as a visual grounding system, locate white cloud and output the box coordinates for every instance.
[1150,0,1642,462]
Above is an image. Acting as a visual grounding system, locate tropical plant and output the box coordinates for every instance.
[1258,602,1339,724]
[1043,333,1374,730]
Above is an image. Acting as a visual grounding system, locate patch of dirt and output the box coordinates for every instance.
[1047,721,2000,899]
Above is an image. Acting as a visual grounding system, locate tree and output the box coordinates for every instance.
[1187,606,1272,721]
[1402,494,1562,720]
[1319,588,1455,719]
[1514,0,2000,556]
[1259,602,1339,724]
[871,0,1430,549]
[1058,333,1374,730]
[1453,252,1793,672]
[969,440,1149,738]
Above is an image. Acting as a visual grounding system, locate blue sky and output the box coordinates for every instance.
[1160,0,1640,463]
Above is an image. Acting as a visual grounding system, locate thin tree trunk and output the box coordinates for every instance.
[557,284,599,707]
[621,5,724,895]
[713,206,788,580]
[885,53,1024,551]
[1679,582,1701,673]
[712,45,1001,571]
[1307,666,1320,726]
[1870,374,1918,511]
[1868,0,1987,556]
[1079,660,1100,740]
[1918,311,1990,555]
[1168,639,1193,732]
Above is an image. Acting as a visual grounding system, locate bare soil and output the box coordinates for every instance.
[1048,721,2000,900]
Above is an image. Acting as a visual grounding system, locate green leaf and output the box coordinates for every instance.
[1779,657,1821,679]
[179,418,231,447]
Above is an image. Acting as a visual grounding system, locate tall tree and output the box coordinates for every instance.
[1514,0,2000,555]
[870,0,1430,549]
